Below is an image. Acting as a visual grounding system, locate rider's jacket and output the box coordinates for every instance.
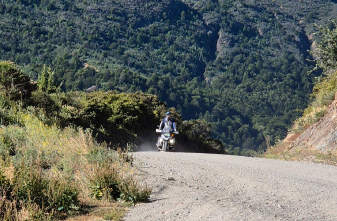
[159,117,176,132]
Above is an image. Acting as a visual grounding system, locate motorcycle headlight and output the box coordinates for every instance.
[169,139,175,145]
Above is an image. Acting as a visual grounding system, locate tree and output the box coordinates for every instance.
[0,61,36,100]
[181,11,186,22]
[37,65,56,93]
[312,20,337,72]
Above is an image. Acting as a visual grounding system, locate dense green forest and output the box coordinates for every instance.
[1,0,336,154]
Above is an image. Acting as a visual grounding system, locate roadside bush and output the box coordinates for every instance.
[118,178,151,204]
[90,165,120,201]
[89,164,151,204]
[0,108,151,219]
[0,161,79,219]
[240,149,257,157]
[44,177,79,214]
[14,165,48,208]
[13,163,79,215]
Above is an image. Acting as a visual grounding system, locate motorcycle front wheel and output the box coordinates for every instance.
[162,141,168,151]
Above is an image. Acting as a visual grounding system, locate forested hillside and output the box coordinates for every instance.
[1,0,336,154]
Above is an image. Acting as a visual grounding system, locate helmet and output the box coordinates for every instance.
[165,111,171,116]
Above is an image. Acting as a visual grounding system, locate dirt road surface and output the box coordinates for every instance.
[123,151,337,221]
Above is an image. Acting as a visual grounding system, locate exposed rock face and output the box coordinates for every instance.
[289,93,337,154]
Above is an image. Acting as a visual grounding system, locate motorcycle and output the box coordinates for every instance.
[156,129,179,151]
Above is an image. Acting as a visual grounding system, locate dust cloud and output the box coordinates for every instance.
[137,142,158,152]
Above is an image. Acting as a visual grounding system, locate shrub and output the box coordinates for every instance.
[0,199,19,221]
[0,61,36,101]
[13,163,78,215]
[90,165,121,201]
[45,177,79,214]
[0,169,18,221]
[0,134,15,158]
[0,170,12,199]
[240,149,257,157]
[14,164,48,208]
[118,178,151,204]
[0,161,80,219]
[89,164,151,204]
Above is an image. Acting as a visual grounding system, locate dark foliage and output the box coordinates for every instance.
[0,61,36,100]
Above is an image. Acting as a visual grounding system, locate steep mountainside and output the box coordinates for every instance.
[266,70,337,164]
[267,93,337,164]
[1,0,336,154]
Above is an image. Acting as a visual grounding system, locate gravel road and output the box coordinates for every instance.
[123,152,337,221]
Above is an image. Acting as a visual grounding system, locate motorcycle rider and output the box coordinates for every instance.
[159,111,176,132]
[156,112,176,149]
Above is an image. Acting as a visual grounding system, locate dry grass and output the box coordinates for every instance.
[264,141,292,160]
[65,200,128,221]
[265,141,337,166]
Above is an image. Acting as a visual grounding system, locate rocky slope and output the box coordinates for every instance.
[288,92,337,154]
